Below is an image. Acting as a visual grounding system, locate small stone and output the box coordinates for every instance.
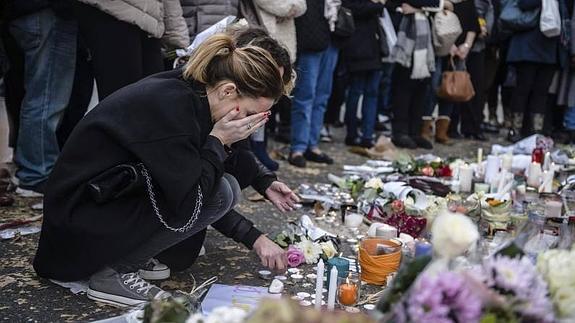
[363,304,376,311]
[268,279,284,294]
[291,274,304,281]
[274,275,287,281]
[287,268,300,274]
[302,283,313,288]
[306,274,317,281]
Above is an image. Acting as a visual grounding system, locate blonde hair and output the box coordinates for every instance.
[183,34,287,99]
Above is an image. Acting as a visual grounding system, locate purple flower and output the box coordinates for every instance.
[286,246,305,267]
[403,272,482,323]
[475,256,555,323]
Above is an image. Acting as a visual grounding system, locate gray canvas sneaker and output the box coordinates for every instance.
[139,258,170,280]
[87,268,171,307]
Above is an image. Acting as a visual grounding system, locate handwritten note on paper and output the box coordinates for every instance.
[201,284,281,315]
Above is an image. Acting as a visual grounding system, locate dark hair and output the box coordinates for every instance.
[184,34,289,99]
[230,27,294,92]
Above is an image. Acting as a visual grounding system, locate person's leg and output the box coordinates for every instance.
[56,39,94,148]
[409,78,433,149]
[360,69,383,146]
[325,56,347,126]
[155,229,207,272]
[344,72,365,143]
[74,2,144,99]
[88,174,241,306]
[1,29,25,149]
[379,63,395,118]
[509,62,537,141]
[527,64,555,134]
[308,45,339,154]
[290,51,320,162]
[391,65,417,148]
[250,126,278,171]
[461,51,486,138]
[10,9,77,191]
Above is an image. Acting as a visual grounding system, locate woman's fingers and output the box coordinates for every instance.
[235,111,269,128]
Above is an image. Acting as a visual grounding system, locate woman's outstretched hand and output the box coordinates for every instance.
[265,181,300,213]
[253,235,287,270]
[210,108,270,146]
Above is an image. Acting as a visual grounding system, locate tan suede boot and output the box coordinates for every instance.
[435,116,452,145]
[421,117,434,142]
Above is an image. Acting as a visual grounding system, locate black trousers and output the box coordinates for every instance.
[325,56,348,125]
[510,62,555,115]
[1,27,25,148]
[391,65,429,137]
[461,51,486,135]
[73,3,163,99]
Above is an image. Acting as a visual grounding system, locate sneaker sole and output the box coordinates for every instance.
[87,288,147,307]
[138,268,170,281]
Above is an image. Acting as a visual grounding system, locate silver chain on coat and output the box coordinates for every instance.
[138,163,203,233]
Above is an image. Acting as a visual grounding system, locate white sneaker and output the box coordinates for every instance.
[320,126,332,143]
[16,187,43,198]
[138,258,170,280]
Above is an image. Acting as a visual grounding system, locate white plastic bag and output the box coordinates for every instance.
[379,9,397,52]
[540,0,561,37]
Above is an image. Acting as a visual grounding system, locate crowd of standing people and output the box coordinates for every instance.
[2,0,575,193]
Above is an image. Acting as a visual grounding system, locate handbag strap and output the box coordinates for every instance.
[138,163,203,233]
[449,56,468,71]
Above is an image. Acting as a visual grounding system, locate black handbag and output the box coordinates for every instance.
[334,7,356,37]
[87,163,145,204]
[377,22,390,57]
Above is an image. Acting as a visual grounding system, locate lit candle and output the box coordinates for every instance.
[484,155,500,186]
[314,259,324,310]
[459,164,473,193]
[527,162,542,188]
[477,148,483,164]
[327,266,338,310]
[338,277,358,306]
[539,170,554,193]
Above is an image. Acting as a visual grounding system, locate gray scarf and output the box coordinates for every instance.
[391,12,435,79]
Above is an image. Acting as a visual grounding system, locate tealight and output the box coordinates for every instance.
[364,304,376,311]
[299,300,312,307]
[297,292,311,299]
[291,274,304,281]
[258,270,272,280]
[287,268,300,274]
[274,275,287,281]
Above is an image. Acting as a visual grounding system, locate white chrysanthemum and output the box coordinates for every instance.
[538,248,575,318]
[295,238,323,264]
[431,211,479,259]
[365,177,384,190]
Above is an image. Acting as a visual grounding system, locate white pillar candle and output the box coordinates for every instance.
[314,259,325,310]
[539,170,555,193]
[477,148,483,164]
[484,155,501,186]
[326,266,338,310]
[459,164,473,193]
[527,162,542,188]
[501,153,513,171]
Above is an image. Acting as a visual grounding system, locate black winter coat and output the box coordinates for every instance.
[295,0,331,52]
[33,69,273,281]
[341,0,386,72]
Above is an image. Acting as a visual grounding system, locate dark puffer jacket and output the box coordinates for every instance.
[180,0,240,41]
[341,0,385,72]
[295,0,331,52]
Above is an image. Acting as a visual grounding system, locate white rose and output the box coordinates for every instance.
[431,211,479,259]
[365,177,384,190]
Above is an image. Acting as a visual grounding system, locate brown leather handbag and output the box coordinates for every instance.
[437,57,475,103]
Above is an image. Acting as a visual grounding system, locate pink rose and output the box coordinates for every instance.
[287,246,305,267]
[391,200,405,213]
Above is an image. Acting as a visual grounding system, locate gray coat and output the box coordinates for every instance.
[180,0,240,41]
[77,0,190,48]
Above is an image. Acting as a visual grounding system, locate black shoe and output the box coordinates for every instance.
[464,133,488,142]
[392,135,417,149]
[304,150,334,164]
[358,139,375,148]
[481,123,500,134]
[345,137,360,146]
[250,140,279,171]
[374,121,390,132]
[412,136,433,149]
[288,154,306,168]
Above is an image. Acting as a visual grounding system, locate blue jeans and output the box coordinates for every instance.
[10,9,77,187]
[566,106,575,130]
[345,70,383,141]
[291,45,339,153]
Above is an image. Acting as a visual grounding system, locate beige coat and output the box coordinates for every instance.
[253,0,307,63]
[77,0,190,48]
